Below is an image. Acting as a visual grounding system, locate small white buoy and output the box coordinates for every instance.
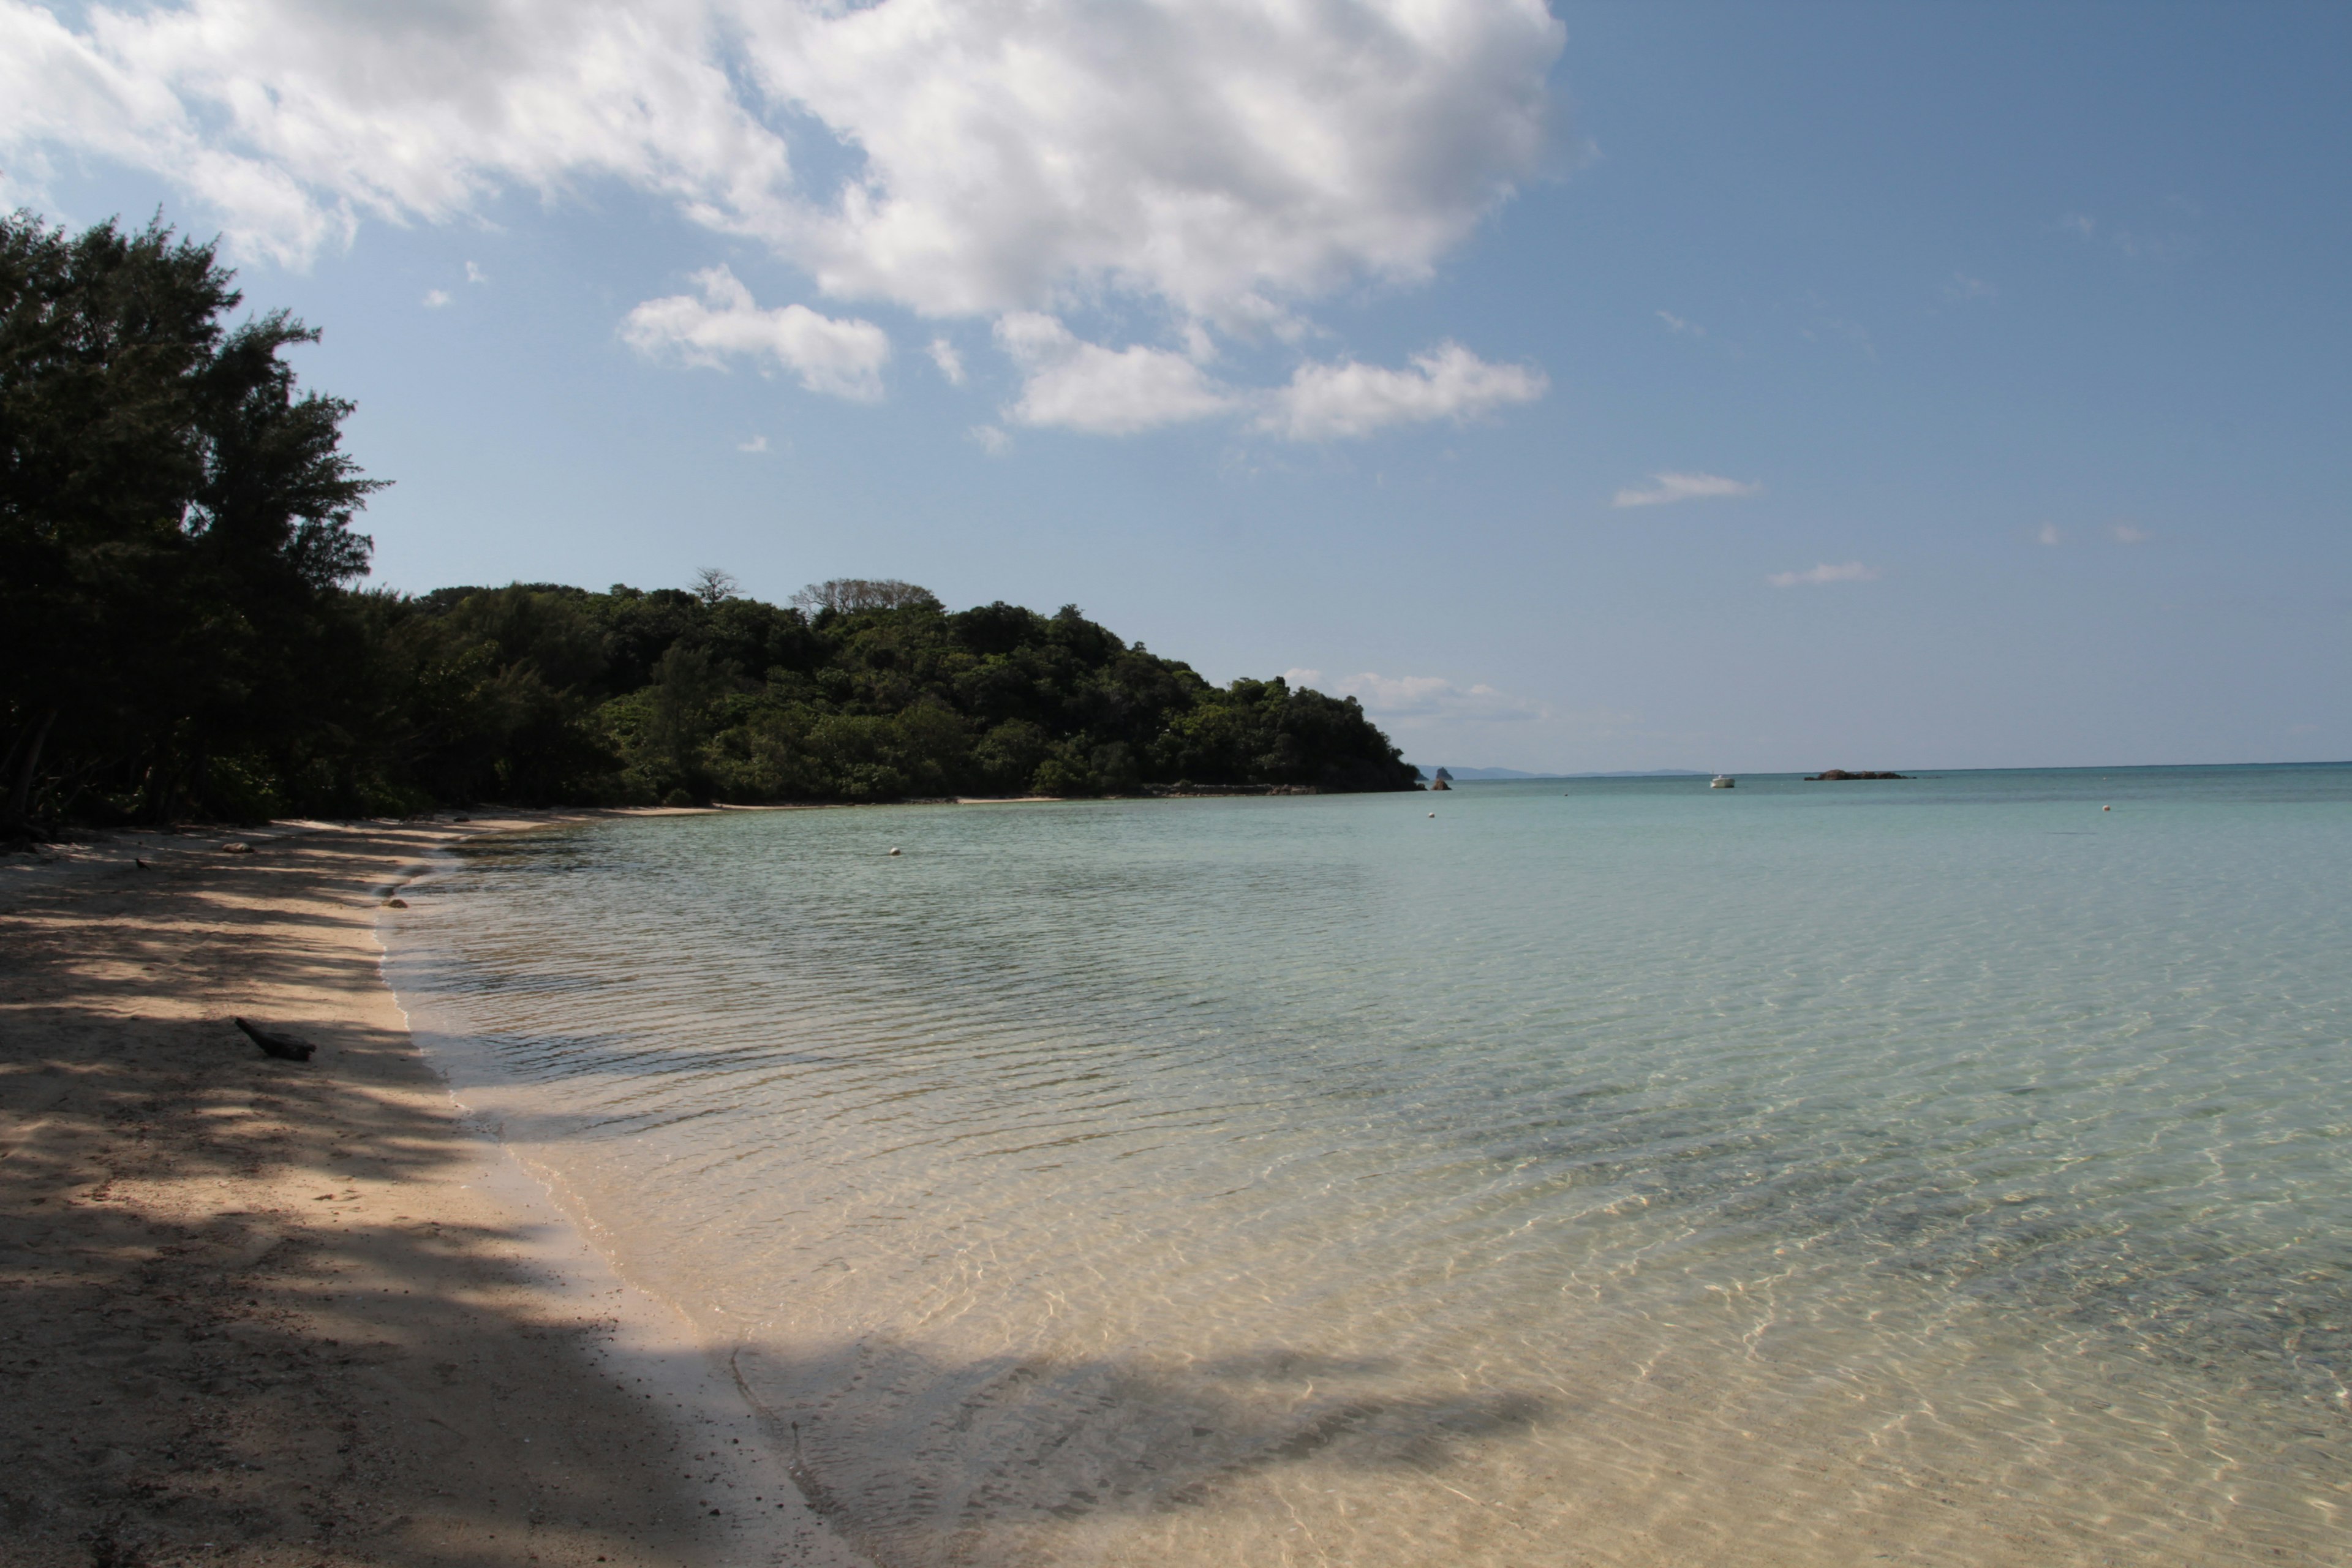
[2102,805,2111,812]
[888,846,903,855]
[1428,812,1437,818]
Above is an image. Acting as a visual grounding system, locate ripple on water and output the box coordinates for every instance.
[388,768,2352,1567]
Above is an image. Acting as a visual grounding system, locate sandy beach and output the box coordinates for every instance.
[0,815,867,1568]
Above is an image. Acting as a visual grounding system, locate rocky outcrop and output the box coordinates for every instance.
[1804,769,1910,781]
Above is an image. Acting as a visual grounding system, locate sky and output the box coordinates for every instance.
[3,1,2345,774]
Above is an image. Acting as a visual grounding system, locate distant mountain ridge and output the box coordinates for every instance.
[1413,766,1711,781]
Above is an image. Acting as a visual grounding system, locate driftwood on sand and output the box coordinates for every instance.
[233,1016,317,1062]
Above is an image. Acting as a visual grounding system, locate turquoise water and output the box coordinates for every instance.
[386,766,2352,1567]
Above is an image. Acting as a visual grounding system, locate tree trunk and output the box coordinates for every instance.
[5,707,58,826]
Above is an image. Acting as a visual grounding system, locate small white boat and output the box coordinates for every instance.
[1710,774,1736,788]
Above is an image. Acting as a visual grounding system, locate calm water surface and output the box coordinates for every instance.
[385,766,2352,1567]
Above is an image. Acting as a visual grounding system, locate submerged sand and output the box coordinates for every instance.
[0,815,866,1568]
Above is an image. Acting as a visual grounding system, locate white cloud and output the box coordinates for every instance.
[970,423,1010,454]
[2108,522,2151,545]
[1656,309,1703,337]
[1766,561,1879,587]
[2037,523,2063,546]
[1611,471,1762,508]
[995,312,1232,435]
[422,287,451,308]
[927,337,965,386]
[738,434,769,453]
[1286,668,1541,723]
[465,260,488,285]
[0,0,1562,328]
[1946,271,1996,302]
[622,265,890,401]
[1264,342,1545,441]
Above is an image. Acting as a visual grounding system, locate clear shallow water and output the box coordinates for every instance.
[386,766,2352,1567]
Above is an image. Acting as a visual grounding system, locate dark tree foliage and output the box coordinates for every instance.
[2,211,382,830]
[2,213,1417,831]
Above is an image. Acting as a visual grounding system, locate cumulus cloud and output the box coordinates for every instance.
[1766,561,1879,587]
[1263,342,1546,441]
[422,288,451,309]
[738,434,769,453]
[466,260,488,285]
[622,265,890,401]
[1,0,1568,428]
[0,0,1561,326]
[994,312,1232,435]
[1285,668,1541,723]
[1611,472,1762,508]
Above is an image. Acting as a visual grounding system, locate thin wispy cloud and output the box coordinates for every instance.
[970,424,1011,456]
[1284,669,1542,723]
[1766,561,1879,587]
[1657,310,1705,337]
[2037,524,2063,546]
[1945,272,1997,303]
[421,288,450,309]
[1806,313,1875,360]
[927,338,965,386]
[1611,472,1762,509]
[2059,212,2182,260]
[737,434,769,454]
[464,260,487,285]
[2108,522,2151,545]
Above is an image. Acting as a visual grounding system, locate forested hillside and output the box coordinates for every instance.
[1,211,1416,834]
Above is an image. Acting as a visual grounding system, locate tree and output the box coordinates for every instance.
[0,210,382,831]
[690,566,739,606]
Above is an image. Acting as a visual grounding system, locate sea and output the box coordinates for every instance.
[382,764,2352,1567]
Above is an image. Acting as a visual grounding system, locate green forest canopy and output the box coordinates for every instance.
[1,211,1419,832]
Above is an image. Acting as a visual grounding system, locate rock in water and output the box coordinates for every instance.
[233,1017,316,1063]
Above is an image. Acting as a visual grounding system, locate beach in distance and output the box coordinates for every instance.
[7,764,2349,1568]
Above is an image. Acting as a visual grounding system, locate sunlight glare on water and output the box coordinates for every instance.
[385,766,2352,1567]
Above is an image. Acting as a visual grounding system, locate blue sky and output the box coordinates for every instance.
[4,1,2344,772]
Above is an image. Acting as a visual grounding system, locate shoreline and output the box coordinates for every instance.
[0,813,866,1567]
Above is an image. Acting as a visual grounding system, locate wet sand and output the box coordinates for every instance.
[0,815,867,1568]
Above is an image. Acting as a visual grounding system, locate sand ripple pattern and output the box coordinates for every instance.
[386,767,2352,1567]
